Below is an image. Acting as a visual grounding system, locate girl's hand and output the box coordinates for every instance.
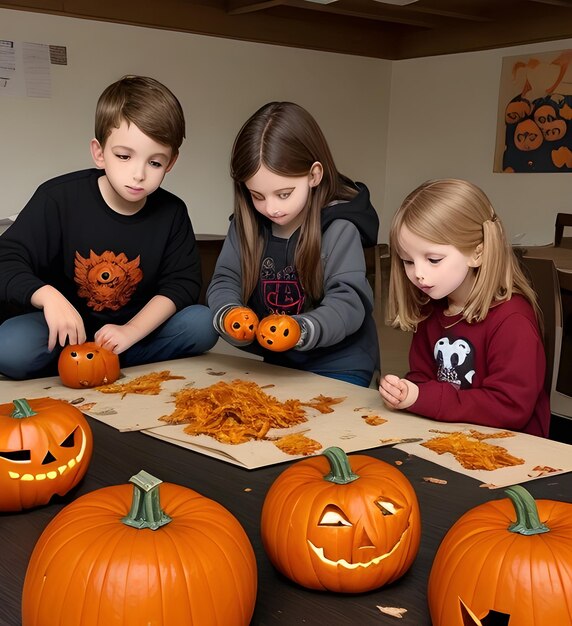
[31,285,86,351]
[95,324,139,355]
[379,375,419,410]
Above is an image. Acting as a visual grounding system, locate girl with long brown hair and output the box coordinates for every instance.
[207,102,379,386]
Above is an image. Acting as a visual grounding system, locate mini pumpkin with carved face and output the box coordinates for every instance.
[261,447,421,593]
[223,307,259,342]
[256,314,301,352]
[0,398,93,511]
[58,342,120,389]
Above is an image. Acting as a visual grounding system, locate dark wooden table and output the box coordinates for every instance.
[2,417,571,626]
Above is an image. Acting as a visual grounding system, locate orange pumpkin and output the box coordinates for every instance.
[58,342,120,388]
[0,398,93,511]
[256,313,301,352]
[513,118,543,151]
[261,446,421,593]
[534,103,567,141]
[22,470,258,626]
[428,485,572,626]
[223,306,259,342]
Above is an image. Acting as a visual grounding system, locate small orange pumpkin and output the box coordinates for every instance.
[428,485,572,626]
[58,342,120,388]
[256,313,300,352]
[22,470,258,626]
[223,306,259,342]
[261,446,421,593]
[0,398,93,511]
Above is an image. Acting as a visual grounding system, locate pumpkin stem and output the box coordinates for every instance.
[505,485,549,535]
[11,399,37,418]
[322,447,359,484]
[121,470,172,530]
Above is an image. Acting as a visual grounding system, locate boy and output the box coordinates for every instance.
[0,75,218,379]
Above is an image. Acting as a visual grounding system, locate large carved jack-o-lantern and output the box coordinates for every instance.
[0,398,93,511]
[428,485,572,626]
[261,446,421,593]
[58,342,120,389]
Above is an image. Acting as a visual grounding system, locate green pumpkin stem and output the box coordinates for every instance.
[505,485,549,536]
[11,399,37,418]
[121,470,172,530]
[322,446,359,484]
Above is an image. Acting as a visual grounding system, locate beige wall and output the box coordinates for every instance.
[0,8,390,237]
[386,41,572,246]
[4,8,572,247]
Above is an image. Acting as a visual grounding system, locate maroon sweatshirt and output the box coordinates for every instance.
[406,295,550,437]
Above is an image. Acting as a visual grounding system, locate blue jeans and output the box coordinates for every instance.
[0,305,218,380]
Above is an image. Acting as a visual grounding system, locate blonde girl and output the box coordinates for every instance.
[379,178,550,437]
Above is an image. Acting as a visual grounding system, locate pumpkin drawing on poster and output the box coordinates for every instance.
[494,48,572,173]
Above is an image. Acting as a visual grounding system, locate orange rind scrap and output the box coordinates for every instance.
[362,414,387,426]
[160,379,307,445]
[97,370,185,397]
[301,394,346,414]
[273,432,322,456]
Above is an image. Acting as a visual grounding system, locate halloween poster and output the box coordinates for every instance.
[494,48,572,173]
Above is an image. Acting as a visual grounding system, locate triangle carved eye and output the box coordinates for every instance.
[60,428,77,448]
[376,500,400,516]
[318,505,352,527]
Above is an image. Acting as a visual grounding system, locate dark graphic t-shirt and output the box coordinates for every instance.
[251,235,305,316]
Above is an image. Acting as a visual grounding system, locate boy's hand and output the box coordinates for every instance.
[379,375,419,410]
[31,285,86,351]
[95,324,139,355]
[222,307,259,344]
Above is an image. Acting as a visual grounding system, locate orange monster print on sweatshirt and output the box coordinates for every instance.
[74,250,143,311]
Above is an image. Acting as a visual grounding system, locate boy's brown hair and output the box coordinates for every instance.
[94,75,185,156]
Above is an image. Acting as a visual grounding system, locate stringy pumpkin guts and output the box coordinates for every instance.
[160,380,308,445]
[97,371,185,397]
[421,429,525,471]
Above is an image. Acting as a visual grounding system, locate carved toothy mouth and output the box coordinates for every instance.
[6,428,88,482]
[307,531,405,569]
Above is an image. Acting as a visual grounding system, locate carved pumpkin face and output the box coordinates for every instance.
[460,599,510,625]
[428,486,572,626]
[534,104,567,141]
[223,307,259,342]
[58,342,120,388]
[0,398,93,511]
[505,97,531,124]
[261,447,421,593]
[513,118,543,151]
[256,314,301,351]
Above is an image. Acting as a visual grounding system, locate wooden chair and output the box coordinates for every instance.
[519,255,572,442]
[554,212,572,248]
[519,256,560,397]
